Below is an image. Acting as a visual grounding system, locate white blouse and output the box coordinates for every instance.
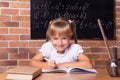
[39,41,84,64]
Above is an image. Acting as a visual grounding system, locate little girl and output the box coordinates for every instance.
[30,17,92,69]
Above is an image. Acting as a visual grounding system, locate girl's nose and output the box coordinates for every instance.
[58,40,62,45]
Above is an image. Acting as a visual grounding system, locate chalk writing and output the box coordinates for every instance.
[31,0,114,39]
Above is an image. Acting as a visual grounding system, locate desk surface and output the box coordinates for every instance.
[0,68,120,80]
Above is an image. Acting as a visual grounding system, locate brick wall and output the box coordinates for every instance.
[0,0,120,73]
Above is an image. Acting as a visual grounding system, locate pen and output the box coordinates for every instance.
[44,57,49,61]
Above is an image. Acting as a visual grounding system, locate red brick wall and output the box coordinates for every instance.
[0,0,120,73]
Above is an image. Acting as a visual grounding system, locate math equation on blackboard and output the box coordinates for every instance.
[30,0,114,39]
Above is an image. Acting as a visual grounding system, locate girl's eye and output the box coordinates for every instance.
[53,38,58,40]
[62,38,68,40]
[63,38,67,39]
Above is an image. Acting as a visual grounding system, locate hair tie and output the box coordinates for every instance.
[49,21,52,25]
[68,20,72,23]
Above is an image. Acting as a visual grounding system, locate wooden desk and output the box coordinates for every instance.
[0,68,120,80]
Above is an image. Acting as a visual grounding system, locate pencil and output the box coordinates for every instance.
[44,57,49,61]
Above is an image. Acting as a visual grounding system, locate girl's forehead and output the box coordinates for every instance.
[51,33,69,37]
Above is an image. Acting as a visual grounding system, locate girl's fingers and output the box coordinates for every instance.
[47,60,56,69]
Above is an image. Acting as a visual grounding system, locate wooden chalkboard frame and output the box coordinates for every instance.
[30,0,115,40]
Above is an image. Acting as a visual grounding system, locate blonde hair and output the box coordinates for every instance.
[46,17,77,43]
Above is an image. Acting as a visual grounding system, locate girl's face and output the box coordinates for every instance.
[50,34,70,54]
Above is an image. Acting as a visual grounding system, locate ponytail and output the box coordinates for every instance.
[68,20,78,44]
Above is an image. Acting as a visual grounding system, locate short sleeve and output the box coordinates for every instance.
[69,44,84,61]
[39,42,53,57]
[76,45,84,54]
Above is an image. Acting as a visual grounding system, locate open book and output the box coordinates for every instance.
[42,68,97,73]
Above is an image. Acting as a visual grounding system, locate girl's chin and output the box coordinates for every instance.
[57,50,65,54]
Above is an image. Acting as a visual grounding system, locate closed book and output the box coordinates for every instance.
[6,66,41,80]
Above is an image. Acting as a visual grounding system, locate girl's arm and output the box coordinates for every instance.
[57,53,93,69]
[29,53,56,69]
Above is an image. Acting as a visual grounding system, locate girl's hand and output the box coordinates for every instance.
[57,63,68,68]
[46,60,56,69]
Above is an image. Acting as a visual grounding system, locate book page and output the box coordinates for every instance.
[42,68,97,73]
[42,68,68,73]
[70,68,97,73]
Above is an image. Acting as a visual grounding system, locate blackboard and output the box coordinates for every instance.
[30,0,114,39]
